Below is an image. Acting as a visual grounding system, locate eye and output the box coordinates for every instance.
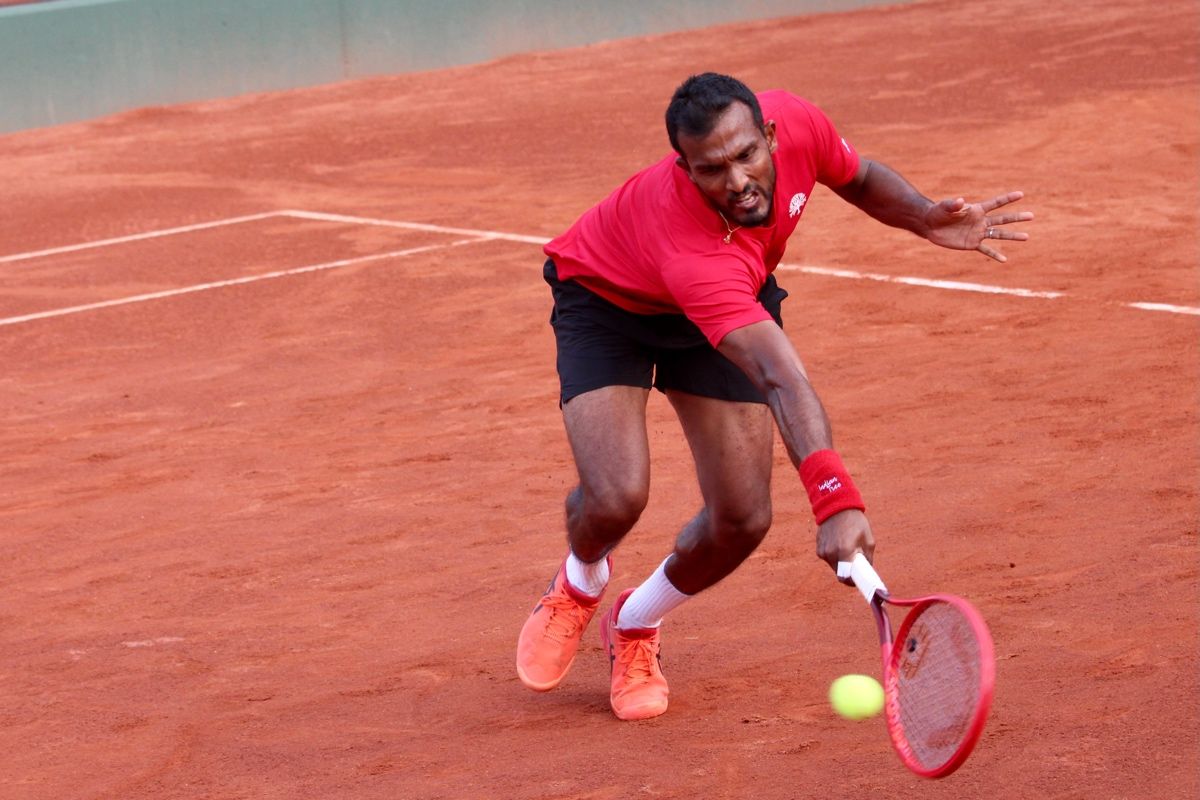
[738,147,756,161]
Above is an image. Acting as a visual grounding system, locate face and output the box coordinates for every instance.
[676,101,777,227]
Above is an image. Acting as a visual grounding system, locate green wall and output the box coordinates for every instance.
[0,0,894,133]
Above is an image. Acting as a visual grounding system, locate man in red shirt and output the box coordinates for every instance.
[516,72,1031,720]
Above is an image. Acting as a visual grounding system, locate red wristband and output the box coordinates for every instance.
[798,449,865,524]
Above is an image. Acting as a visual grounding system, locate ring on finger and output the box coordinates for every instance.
[987,227,995,238]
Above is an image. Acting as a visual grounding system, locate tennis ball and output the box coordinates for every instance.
[829,674,884,720]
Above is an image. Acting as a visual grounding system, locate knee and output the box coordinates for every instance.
[579,481,648,533]
[710,503,772,556]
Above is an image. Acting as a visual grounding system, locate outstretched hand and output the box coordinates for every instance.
[924,191,1033,262]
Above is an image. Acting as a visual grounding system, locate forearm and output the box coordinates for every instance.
[760,367,869,542]
[763,370,834,468]
[835,158,934,236]
[719,321,872,560]
[717,321,834,464]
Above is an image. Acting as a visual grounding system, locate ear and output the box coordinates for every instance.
[764,119,778,154]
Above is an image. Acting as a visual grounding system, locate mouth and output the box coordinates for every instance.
[731,190,761,212]
[727,186,769,225]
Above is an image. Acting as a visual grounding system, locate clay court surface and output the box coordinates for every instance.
[2,0,1197,797]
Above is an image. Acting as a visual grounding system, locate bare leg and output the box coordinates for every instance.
[662,391,774,595]
[561,385,652,562]
[516,386,650,690]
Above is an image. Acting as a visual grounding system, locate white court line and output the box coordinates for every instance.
[278,209,553,245]
[0,211,281,264]
[780,264,1066,299]
[2,208,1196,320]
[284,211,1198,316]
[785,264,1200,315]
[1127,301,1200,317]
[0,238,486,327]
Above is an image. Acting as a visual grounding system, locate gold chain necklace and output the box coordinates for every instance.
[717,211,741,244]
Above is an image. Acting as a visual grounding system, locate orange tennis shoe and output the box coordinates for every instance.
[599,588,669,721]
[516,558,605,692]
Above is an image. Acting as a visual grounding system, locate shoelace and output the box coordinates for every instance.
[617,637,660,685]
[541,591,590,644]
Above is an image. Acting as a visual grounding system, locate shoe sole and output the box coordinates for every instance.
[613,699,669,721]
[516,656,574,692]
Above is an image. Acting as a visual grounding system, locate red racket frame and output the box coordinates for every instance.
[869,591,996,778]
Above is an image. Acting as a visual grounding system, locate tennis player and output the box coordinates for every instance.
[516,72,1031,720]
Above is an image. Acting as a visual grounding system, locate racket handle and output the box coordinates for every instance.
[836,552,888,603]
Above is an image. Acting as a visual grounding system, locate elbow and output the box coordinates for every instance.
[756,355,811,400]
[717,321,810,397]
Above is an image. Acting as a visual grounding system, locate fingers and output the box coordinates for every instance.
[980,201,1032,259]
[816,509,874,571]
[984,227,1030,241]
[976,242,1008,263]
[979,190,1025,212]
[985,210,1034,226]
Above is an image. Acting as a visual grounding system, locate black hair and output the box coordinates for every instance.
[665,72,765,155]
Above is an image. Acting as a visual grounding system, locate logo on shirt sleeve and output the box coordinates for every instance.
[788,192,808,218]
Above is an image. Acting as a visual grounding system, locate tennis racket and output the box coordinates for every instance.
[837,553,995,779]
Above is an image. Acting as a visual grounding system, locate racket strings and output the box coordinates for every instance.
[892,602,981,769]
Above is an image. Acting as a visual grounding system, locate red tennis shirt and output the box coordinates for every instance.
[544,91,859,347]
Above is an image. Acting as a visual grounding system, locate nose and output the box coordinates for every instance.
[726,166,749,195]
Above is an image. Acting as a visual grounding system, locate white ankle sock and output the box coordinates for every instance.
[617,556,691,629]
[565,550,609,598]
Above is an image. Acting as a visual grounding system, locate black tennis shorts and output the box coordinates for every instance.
[544,258,787,405]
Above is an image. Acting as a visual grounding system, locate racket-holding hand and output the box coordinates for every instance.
[816,508,875,574]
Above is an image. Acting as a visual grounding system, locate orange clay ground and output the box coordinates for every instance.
[1,0,1196,797]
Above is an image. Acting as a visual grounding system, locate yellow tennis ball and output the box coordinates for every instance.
[829,674,884,720]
